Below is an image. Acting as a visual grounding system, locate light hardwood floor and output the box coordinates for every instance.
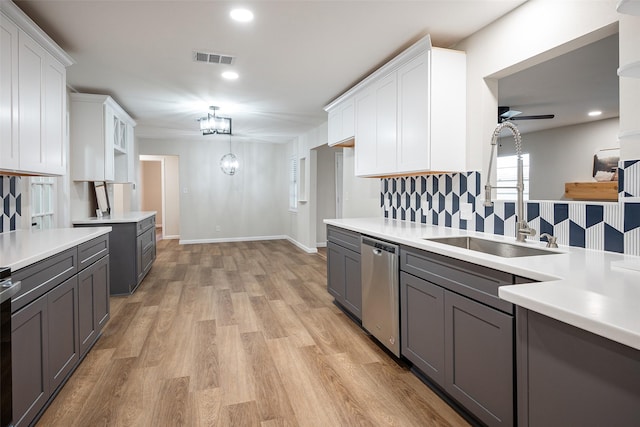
[37,239,470,427]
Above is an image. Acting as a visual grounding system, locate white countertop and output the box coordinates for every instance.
[72,211,156,224]
[325,217,640,351]
[0,227,112,271]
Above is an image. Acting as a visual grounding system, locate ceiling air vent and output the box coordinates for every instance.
[193,51,235,65]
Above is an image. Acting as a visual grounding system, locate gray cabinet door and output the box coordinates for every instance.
[93,255,110,331]
[78,255,110,357]
[400,272,445,384]
[343,249,361,319]
[327,242,362,321]
[518,309,640,427]
[11,294,49,427]
[327,242,345,301]
[444,291,514,427]
[137,227,155,283]
[47,276,79,392]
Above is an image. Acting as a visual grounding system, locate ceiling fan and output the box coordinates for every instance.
[498,106,555,122]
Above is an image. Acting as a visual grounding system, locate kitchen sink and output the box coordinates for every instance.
[425,236,560,258]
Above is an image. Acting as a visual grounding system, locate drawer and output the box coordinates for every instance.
[327,225,361,253]
[400,247,514,314]
[12,247,78,313]
[78,234,109,271]
[136,215,155,236]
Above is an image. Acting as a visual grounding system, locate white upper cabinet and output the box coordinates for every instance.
[0,2,73,176]
[327,96,355,146]
[70,93,136,182]
[0,14,19,170]
[325,35,466,177]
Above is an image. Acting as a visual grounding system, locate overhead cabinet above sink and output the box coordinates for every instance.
[324,35,466,177]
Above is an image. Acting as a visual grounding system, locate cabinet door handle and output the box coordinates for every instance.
[373,249,383,256]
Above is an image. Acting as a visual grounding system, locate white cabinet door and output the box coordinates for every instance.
[0,15,19,170]
[103,104,115,181]
[328,108,341,145]
[43,56,66,175]
[397,51,430,173]
[341,97,355,141]
[375,73,398,175]
[327,97,355,146]
[18,31,45,174]
[354,87,377,176]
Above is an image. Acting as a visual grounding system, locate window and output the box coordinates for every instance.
[496,153,530,200]
[31,177,56,229]
[289,156,298,211]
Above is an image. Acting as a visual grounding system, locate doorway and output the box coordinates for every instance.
[139,155,180,240]
[313,145,343,247]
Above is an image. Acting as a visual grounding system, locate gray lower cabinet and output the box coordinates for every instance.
[400,246,515,427]
[11,293,49,427]
[137,227,155,284]
[517,308,640,426]
[327,228,362,320]
[47,276,80,393]
[444,290,513,427]
[11,234,110,426]
[400,271,445,384]
[75,215,155,295]
[78,255,110,357]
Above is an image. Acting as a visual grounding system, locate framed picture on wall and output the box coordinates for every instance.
[94,181,110,216]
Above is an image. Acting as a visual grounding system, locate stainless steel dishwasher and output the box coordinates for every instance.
[361,236,400,357]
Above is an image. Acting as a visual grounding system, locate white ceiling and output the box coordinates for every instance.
[15,0,527,144]
[498,33,619,135]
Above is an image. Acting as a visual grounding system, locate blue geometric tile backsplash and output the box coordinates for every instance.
[0,176,22,234]
[381,161,640,256]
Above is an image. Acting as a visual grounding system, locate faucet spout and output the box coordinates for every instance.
[484,121,536,242]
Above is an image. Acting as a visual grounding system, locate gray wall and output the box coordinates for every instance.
[314,144,341,245]
[138,137,287,243]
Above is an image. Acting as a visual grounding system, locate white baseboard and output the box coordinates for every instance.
[285,236,318,254]
[177,234,318,254]
[162,235,180,240]
[316,242,327,248]
[179,235,287,245]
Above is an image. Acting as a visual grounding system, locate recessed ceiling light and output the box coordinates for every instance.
[588,110,603,117]
[222,71,239,80]
[230,8,253,22]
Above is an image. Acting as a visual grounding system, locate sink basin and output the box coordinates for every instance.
[426,236,559,258]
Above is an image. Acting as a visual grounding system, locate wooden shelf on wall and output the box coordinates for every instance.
[564,181,618,201]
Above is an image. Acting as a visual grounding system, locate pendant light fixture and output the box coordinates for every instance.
[220,133,239,175]
[198,106,232,135]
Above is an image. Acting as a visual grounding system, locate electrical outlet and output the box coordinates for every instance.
[215,225,221,232]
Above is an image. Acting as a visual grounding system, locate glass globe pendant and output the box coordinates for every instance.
[220,134,239,175]
[220,152,239,175]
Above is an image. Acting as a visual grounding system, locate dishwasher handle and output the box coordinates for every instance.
[362,237,399,255]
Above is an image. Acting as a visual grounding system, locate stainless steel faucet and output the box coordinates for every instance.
[484,121,536,243]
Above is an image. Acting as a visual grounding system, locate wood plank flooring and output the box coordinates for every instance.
[37,239,469,427]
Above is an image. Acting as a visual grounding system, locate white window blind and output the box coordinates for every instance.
[289,156,298,211]
[31,177,56,229]
[496,153,530,201]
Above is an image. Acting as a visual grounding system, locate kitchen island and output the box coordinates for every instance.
[73,211,156,295]
[325,217,640,427]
